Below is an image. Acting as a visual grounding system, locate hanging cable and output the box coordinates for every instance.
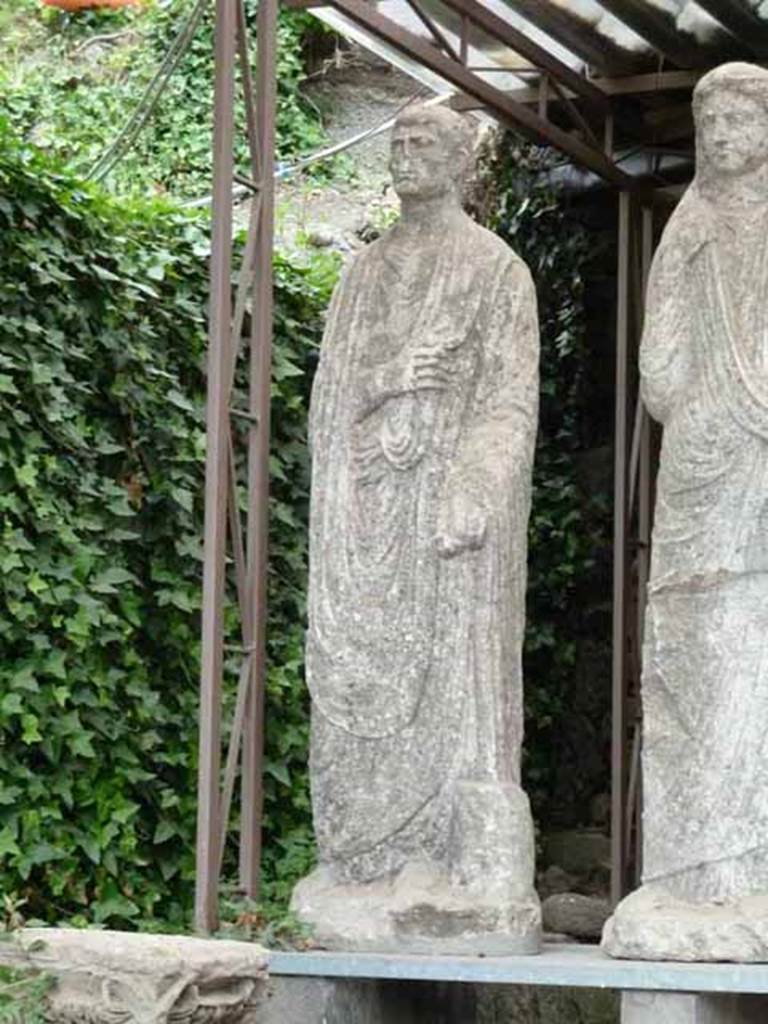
[86,0,208,182]
[183,89,446,209]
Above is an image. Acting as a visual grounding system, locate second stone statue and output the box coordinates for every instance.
[291,103,541,954]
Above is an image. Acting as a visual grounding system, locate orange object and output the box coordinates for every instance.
[42,0,141,9]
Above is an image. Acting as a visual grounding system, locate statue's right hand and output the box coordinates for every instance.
[407,347,454,392]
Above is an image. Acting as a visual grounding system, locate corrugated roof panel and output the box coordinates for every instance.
[678,3,729,43]
[594,10,655,51]
[482,0,588,65]
[499,0,660,69]
[546,0,653,51]
[304,0,768,190]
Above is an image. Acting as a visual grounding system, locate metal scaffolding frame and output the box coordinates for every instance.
[195,0,277,933]
[193,0,708,932]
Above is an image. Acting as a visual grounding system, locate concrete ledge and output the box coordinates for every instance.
[267,943,768,994]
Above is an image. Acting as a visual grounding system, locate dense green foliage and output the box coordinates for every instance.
[489,138,610,824]
[0,0,609,927]
[0,122,334,928]
[0,963,49,1024]
[1,0,326,199]
[0,899,51,1021]
[0,121,608,928]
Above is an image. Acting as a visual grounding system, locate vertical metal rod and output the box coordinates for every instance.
[195,0,237,935]
[633,204,654,886]
[227,195,263,393]
[216,197,262,873]
[460,13,469,64]
[218,651,256,878]
[636,206,653,657]
[604,113,615,157]
[236,0,262,182]
[538,74,549,120]
[611,191,632,908]
[624,723,641,860]
[240,0,278,896]
[227,432,248,633]
[627,394,644,516]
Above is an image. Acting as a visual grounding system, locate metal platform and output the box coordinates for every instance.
[267,943,768,995]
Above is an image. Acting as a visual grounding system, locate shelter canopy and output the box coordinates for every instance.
[298,0,768,188]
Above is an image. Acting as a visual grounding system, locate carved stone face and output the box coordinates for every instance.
[389,118,456,200]
[697,90,768,177]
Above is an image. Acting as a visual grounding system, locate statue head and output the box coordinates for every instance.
[694,62,768,180]
[389,103,475,201]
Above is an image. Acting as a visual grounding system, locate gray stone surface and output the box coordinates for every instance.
[622,992,766,1024]
[604,889,768,964]
[294,103,541,953]
[604,62,768,963]
[538,865,578,898]
[0,927,267,1023]
[542,894,611,941]
[543,830,611,877]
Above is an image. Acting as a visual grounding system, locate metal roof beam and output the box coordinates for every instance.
[595,69,702,94]
[437,0,610,109]
[596,0,715,67]
[324,0,641,189]
[403,0,463,63]
[453,70,702,106]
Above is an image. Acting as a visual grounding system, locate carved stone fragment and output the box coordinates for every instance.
[0,928,267,1024]
[603,62,768,962]
[292,103,541,953]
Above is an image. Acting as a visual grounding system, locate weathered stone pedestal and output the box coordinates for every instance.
[0,927,267,1023]
[603,888,768,963]
[291,857,541,956]
[622,991,766,1024]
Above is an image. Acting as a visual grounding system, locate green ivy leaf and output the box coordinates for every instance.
[0,827,21,860]
[0,694,23,716]
[21,715,43,745]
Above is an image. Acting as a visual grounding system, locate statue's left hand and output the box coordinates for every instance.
[435,491,487,558]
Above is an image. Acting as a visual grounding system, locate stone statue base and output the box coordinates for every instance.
[293,779,541,954]
[603,886,768,962]
[292,861,541,955]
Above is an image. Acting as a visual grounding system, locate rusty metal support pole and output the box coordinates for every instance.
[633,204,654,886]
[611,191,632,907]
[636,207,654,660]
[460,13,469,64]
[240,0,278,896]
[195,0,237,934]
[538,74,549,120]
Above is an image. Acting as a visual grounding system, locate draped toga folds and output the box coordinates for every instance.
[306,217,539,883]
[640,184,768,902]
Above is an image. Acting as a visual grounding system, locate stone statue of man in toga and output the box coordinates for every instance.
[604,63,768,963]
[291,103,541,953]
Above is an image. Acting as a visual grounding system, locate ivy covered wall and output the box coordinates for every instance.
[0,123,335,929]
[0,117,612,931]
